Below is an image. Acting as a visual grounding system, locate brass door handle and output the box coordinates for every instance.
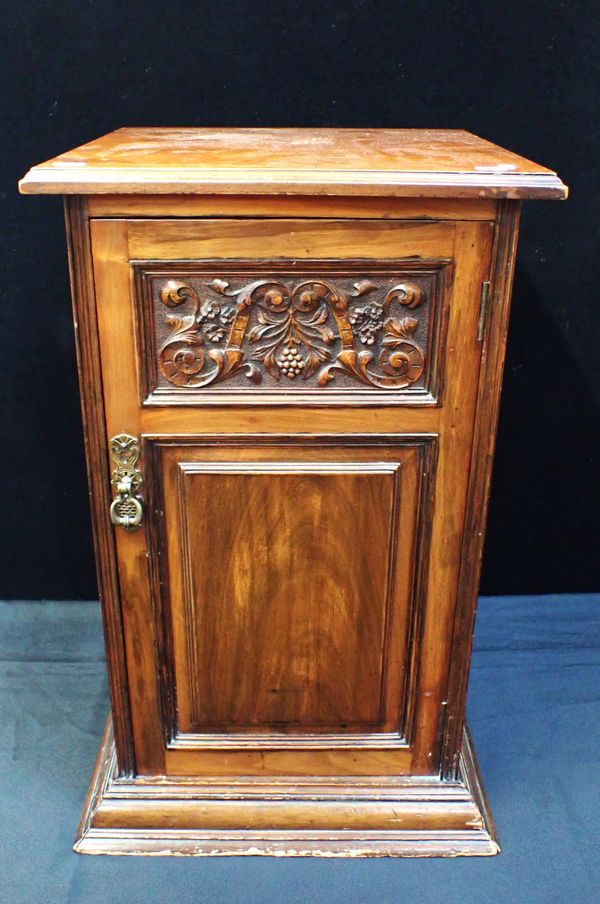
[109,434,144,531]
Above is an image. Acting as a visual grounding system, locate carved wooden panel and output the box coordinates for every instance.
[149,435,435,755]
[135,261,449,405]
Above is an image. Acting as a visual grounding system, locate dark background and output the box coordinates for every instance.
[1,1,598,600]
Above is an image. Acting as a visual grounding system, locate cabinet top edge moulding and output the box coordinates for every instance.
[19,127,567,199]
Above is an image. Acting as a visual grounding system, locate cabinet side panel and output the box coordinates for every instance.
[442,200,522,777]
[64,197,135,775]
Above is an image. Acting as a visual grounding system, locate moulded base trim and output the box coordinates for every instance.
[74,718,499,858]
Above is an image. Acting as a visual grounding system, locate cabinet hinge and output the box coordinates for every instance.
[438,699,448,739]
[477,280,491,342]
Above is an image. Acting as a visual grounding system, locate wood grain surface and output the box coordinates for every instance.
[158,441,425,739]
[19,127,567,198]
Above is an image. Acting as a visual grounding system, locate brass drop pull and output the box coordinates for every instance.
[109,434,143,531]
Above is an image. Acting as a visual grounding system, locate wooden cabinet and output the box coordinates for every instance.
[20,128,566,857]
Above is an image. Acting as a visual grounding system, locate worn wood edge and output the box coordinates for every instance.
[20,167,567,199]
[441,200,522,777]
[75,716,116,845]
[64,197,136,775]
[459,724,499,851]
[74,832,498,858]
[142,390,439,408]
[74,721,498,857]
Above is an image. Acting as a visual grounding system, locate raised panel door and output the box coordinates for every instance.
[90,216,492,777]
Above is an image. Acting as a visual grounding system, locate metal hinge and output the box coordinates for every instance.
[477,280,491,342]
[438,699,448,740]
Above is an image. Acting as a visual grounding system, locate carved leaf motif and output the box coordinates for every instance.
[302,306,334,341]
[165,312,197,334]
[156,275,429,391]
[243,296,334,381]
[204,324,228,343]
[317,367,335,386]
[256,307,273,326]
[247,325,263,342]
[383,316,419,343]
[263,347,281,379]
[159,280,199,308]
[353,279,378,297]
[208,278,230,295]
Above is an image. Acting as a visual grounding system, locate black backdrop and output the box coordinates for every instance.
[2,1,598,599]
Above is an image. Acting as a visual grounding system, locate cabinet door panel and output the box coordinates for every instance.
[134,261,450,406]
[174,464,395,732]
[149,436,435,776]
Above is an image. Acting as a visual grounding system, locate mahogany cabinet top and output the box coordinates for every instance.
[19,127,567,200]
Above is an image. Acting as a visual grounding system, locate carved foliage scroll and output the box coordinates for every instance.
[141,265,446,397]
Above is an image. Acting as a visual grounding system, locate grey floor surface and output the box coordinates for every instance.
[1,594,598,903]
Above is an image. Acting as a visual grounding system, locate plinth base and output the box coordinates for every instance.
[75,719,499,858]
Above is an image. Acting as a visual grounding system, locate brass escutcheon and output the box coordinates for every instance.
[109,434,143,531]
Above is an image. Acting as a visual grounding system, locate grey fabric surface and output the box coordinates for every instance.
[1,594,598,903]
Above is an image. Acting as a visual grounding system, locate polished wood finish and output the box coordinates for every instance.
[86,194,499,220]
[20,127,567,199]
[21,128,566,856]
[63,198,135,775]
[442,200,522,777]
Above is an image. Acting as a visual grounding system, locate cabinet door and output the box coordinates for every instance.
[91,217,493,777]
[150,434,434,776]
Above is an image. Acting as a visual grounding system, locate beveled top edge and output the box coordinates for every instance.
[19,127,568,199]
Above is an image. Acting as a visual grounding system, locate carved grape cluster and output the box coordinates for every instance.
[348,303,384,346]
[198,299,235,343]
[278,344,306,379]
